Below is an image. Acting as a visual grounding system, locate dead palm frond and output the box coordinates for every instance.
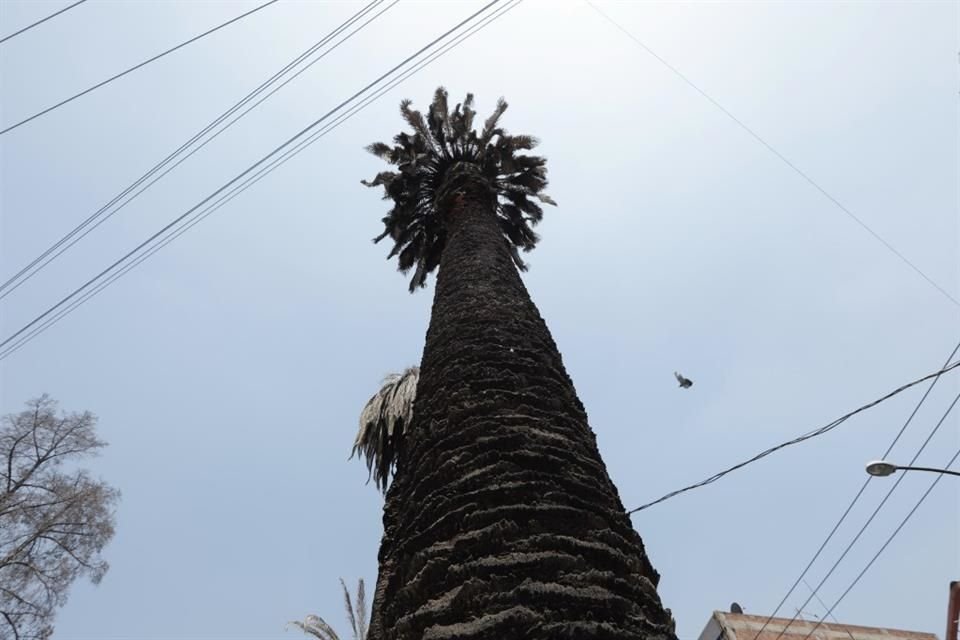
[363,87,557,292]
[289,579,367,640]
[351,367,419,492]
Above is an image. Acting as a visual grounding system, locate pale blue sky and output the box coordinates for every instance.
[1,1,958,639]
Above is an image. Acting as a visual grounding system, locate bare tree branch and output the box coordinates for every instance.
[0,395,118,640]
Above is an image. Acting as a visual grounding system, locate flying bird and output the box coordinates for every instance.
[674,371,693,389]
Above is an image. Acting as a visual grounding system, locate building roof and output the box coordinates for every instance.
[699,611,939,640]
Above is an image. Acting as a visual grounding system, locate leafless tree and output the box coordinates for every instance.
[0,395,119,640]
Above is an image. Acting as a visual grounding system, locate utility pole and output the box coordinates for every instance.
[947,581,959,640]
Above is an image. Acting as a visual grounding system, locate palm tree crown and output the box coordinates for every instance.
[362,87,556,291]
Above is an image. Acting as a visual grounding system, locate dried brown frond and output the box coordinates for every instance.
[351,368,419,492]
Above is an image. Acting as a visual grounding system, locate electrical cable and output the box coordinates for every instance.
[628,357,960,514]
[582,0,960,309]
[0,0,508,359]
[751,339,960,639]
[0,0,88,45]
[800,440,960,640]
[0,0,392,300]
[801,578,857,640]
[0,0,524,362]
[0,0,281,134]
[766,387,960,640]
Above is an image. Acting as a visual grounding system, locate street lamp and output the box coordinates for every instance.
[865,460,960,478]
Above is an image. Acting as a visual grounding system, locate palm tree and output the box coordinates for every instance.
[357,88,676,639]
[289,578,368,640]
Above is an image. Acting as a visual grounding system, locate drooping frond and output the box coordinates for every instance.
[351,368,419,492]
[362,87,557,291]
[289,579,368,640]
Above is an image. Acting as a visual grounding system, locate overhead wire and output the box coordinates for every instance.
[765,387,960,640]
[579,0,960,623]
[0,0,523,362]
[0,0,394,301]
[801,578,857,640]
[0,0,525,362]
[0,0,516,360]
[75,0,524,295]
[582,0,960,309]
[801,440,960,640]
[89,0,525,276]
[0,0,88,45]
[751,339,960,639]
[10,2,952,623]
[627,357,960,514]
[0,0,281,135]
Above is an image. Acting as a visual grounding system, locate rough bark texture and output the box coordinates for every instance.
[368,189,676,640]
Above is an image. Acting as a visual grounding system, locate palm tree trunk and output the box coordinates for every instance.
[368,188,676,640]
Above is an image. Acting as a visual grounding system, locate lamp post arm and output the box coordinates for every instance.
[896,465,960,477]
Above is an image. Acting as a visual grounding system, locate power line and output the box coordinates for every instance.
[0,0,524,362]
[0,0,510,359]
[766,387,960,640]
[802,579,836,621]
[0,0,523,361]
[802,579,857,640]
[0,0,393,301]
[752,339,960,639]
[583,0,960,310]
[627,357,960,514]
[0,0,281,135]
[0,0,87,45]
[800,441,960,640]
